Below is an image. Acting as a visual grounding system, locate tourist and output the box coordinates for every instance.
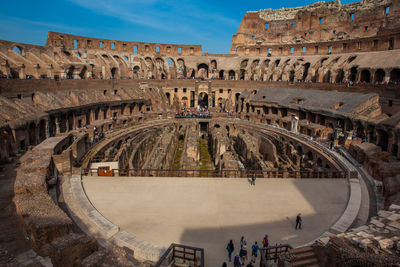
[233,254,242,267]
[226,240,234,262]
[239,245,248,265]
[240,236,247,248]
[262,234,269,248]
[246,262,254,267]
[295,213,302,229]
[251,241,259,258]
[222,262,227,267]
[251,173,256,185]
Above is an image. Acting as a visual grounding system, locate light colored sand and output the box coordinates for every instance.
[83,177,348,266]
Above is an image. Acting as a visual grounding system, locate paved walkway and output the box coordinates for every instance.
[83,177,348,266]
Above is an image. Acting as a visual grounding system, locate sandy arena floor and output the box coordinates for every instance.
[83,177,348,266]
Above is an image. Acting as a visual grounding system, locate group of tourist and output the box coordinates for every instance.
[222,235,268,267]
[175,108,211,118]
[222,215,302,266]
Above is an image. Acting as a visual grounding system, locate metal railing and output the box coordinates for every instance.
[259,244,293,267]
[154,243,204,267]
[82,168,347,179]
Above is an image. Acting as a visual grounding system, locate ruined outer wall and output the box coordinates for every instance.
[46,32,203,56]
[231,0,400,56]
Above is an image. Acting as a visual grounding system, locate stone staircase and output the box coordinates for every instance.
[289,246,320,267]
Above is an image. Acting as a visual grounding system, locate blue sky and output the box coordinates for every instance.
[0,0,359,54]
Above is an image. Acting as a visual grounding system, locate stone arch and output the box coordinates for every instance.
[12,45,23,55]
[239,69,246,80]
[360,69,371,83]
[302,63,311,81]
[348,66,358,82]
[374,69,385,83]
[66,65,75,79]
[111,67,118,79]
[219,70,225,80]
[133,66,140,79]
[335,69,345,83]
[228,70,235,80]
[79,66,87,79]
[390,68,400,83]
[323,70,331,83]
[240,59,249,69]
[197,63,208,79]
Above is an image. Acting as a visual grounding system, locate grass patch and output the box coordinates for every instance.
[198,138,213,171]
[172,139,184,170]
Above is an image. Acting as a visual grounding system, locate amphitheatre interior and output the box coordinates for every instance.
[1,0,400,266]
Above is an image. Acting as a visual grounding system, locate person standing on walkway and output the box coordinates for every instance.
[222,262,227,267]
[262,234,269,248]
[233,254,242,267]
[226,240,234,262]
[295,213,302,229]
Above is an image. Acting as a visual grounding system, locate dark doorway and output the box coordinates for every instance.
[198,92,209,108]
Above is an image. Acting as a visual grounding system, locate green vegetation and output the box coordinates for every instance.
[172,139,184,170]
[198,138,214,172]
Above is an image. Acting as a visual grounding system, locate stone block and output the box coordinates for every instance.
[370,219,385,228]
[378,239,394,249]
[389,221,400,230]
[387,213,400,221]
[378,210,393,219]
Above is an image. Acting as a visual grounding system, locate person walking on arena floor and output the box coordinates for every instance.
[233,253,242,267]
[226,239,234,262]
[240,236,247,248]
[295,213,302,229]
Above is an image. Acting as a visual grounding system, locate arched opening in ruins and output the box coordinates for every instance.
[197,64,208,79]
[228,70,235,80]
[390,68,400,83]
[349,66,358,82]
[374,69,385,83]
[190,69,195,78]
[133,66,140,79]
[289,70,295,83]
[111,67,118,79]
[9,68,19,79]
[79,66,87,79]
[336,69,345,83]
[239,69,245,80]
[312,69,319,83]
[13,46,22,55]
[302,63,310,81]
[67,66,75,79]
[198,92,209,108]
[219,70,225,80]
[360,70,371,83]
[165,92,171,105]
[323,70,331,83]
[181,96,188,108]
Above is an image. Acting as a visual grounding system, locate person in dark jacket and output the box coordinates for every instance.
[296,213,302,229]
[226,240,234,262]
